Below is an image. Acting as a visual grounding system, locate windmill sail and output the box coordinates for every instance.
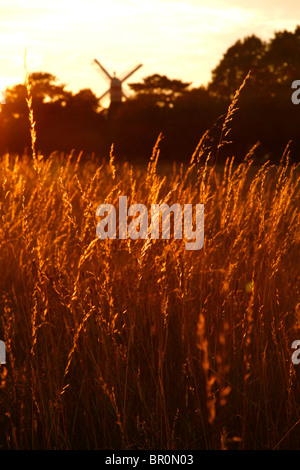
[93,58,142,108]
[93,59,112,82]
[120,64,143,83]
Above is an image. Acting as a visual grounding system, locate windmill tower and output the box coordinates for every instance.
[93,59,142,111]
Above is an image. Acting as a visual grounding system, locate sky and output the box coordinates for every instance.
[0,0,299,106]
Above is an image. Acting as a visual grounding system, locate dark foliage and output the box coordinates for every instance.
[1,26,300,163]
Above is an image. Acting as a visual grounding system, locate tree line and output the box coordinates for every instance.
[1,25,300,163]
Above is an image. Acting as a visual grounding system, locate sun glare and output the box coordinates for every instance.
[0,0,298,95]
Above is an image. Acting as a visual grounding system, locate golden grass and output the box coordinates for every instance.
[0,80,299,449]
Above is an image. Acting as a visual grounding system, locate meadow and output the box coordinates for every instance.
[0,83,299,450]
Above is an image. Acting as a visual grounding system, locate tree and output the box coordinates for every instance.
[3,72,70,118]
[27,72,71,104]
[208,26,300,101]
[0,72,107,156]
[67,88,100,113]
[261,26,300,96]
[208,35,265,100]
[128,74,191,107]
[207,26,300,162]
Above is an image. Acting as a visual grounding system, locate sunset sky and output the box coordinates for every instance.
[0,0,299,105]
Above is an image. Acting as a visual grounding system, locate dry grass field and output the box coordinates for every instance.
[0,84,299,449]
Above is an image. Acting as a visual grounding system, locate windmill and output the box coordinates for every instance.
[93,59,142,108]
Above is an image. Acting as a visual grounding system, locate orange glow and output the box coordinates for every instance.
[0,0,299,97]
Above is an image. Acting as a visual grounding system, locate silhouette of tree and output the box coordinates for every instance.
[207,26,300,161]
[208,35,265,100]
[0,73,107,156]
[209,26,300,101]
[3,72,70,119]
[1,26,300,164]
[107,97,164,160]
[107,83,226,162]
[68,88,100,113]
[261,26,300,97]
[128,74,191,107]
[28,72,71,104]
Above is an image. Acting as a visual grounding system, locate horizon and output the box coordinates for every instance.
[0,1,300,106]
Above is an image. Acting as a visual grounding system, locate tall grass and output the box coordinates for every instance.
[0,81,299,449]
